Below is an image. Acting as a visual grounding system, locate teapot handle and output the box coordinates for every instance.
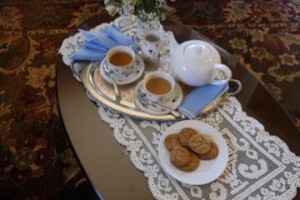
[210,64,232,85]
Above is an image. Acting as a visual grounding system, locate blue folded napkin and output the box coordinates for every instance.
[178,84,228,119]
[70,24,134,61]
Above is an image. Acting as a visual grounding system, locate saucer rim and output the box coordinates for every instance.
[134,81,183,115]
[99,55,145,85]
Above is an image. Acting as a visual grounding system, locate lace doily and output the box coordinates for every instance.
[59,19,300,200]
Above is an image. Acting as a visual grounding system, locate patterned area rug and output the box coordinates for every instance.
[0,0,299,199]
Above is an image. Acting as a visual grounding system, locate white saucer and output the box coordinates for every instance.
[99,55,145,85]
[159,120,229,185]
[134,81,183,115]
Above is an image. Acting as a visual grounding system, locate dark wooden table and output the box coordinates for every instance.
[56,16,300,200]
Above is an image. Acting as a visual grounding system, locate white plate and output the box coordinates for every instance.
[159,120,228,185]
[99,55,145,85]
[134,81,183,115]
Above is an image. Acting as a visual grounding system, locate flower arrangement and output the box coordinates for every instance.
[104,0,176,23]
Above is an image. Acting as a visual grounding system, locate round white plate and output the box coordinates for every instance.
[159,120,228,185]
[134,81,183,115]
[99,55,145,85]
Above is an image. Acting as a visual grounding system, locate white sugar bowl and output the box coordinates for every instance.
[171,40,232,86]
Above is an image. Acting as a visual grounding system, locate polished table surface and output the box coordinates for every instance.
[56,16,300,200]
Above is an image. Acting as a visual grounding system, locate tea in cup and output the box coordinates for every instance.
[135,30,165,66]
[106,46,135,76]
[143,71,175,103]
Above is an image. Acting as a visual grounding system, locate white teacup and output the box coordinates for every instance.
[106,46,135,76]
[143,71,175,103]
[135,30,165,66]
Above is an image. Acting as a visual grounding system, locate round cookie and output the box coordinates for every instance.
[179,151,200,172]
[188,134,211,155]
[178,128,198,147]
[164,134,182,151]
[198,141,219,160]
[170,147,191,167]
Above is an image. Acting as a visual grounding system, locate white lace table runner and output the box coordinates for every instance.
[59,21,300,200]
[97,98,300,200]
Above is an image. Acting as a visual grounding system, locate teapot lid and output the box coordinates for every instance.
[182,41,214,63]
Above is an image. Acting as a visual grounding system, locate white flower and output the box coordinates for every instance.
[105,4,120,16]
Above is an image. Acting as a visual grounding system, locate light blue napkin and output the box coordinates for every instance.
[100,25,134,47]
[70,24,134,61]
[178,84,228,119]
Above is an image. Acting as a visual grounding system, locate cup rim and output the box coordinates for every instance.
[144,71,175,98]
[143,31,161,43]
[106,45,135,68]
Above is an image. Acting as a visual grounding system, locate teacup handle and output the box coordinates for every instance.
[131,35,142,53]
[210,64,232,85]
[133,34,141,45]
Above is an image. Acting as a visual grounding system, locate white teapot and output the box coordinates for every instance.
[171,40,232,87]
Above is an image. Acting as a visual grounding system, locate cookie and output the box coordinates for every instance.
[170,147,191,167]
[198,141,219,160]
[164,134,182,151]
[178,128,198,147]
[179,151,200,172]
[188,134,211,155]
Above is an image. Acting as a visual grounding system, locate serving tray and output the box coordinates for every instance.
[81,16,240,120]
[83,63,237,120]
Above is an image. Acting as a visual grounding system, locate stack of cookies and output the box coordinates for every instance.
[164,127,219,172]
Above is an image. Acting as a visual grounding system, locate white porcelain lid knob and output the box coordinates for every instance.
[183,43,213,63]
